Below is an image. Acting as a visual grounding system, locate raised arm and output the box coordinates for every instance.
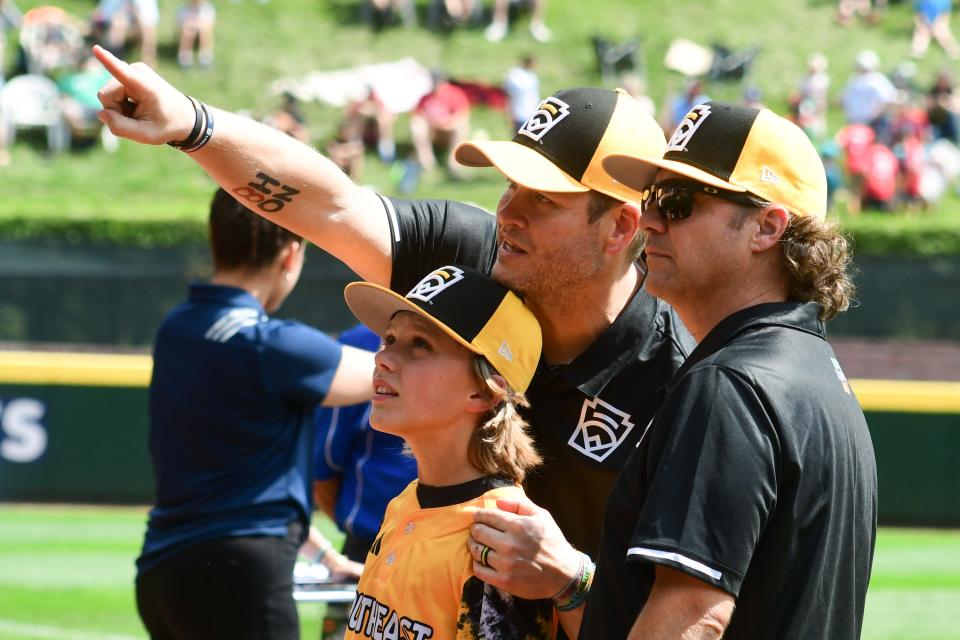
[93,45,393,286]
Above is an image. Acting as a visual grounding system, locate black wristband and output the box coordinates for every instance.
[182,101,214,153]
[167,95,204,149]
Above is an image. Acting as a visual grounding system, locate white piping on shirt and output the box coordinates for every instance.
[323,407,345,473]
[626,547,723,581]
[380,195,401,244]
[344,412,374,535]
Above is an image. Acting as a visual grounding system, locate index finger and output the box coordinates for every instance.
[92,45,148,93]
[472,506,519,533]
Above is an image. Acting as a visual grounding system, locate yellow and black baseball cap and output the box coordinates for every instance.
[603,101,828,220]
[454,88,665,203]
[344,265,542,394]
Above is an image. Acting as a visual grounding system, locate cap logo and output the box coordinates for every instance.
[666,103,713,153]
[760,166,781,184]
[406,266,465,303]
[517,97,571,142]
[497,340,514,362]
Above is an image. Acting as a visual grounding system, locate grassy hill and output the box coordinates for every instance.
[3,0,960,253]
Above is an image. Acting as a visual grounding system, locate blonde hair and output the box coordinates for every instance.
[467,357,542,484]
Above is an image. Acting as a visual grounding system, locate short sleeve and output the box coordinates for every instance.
[258,320,343,405]
[456,576,555,639]
[313,403,371,480]
[628,365,779,597]
[382,196,499,295]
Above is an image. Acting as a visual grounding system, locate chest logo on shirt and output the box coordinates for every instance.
[407,266,465,303]
[567,397,636,462]
[517,97,571,142]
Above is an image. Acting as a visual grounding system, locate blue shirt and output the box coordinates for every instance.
[313,325,417,542]
[139,283,343,573]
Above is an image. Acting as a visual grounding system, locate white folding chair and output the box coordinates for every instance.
[0,74,70,153]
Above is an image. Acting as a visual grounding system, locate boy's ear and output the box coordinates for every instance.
[465,374,507,414]
[277,239,302,272]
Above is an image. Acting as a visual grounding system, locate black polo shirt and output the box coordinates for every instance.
[581,302,878,640]
[381,196,693,556]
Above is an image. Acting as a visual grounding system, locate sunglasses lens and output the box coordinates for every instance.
[657,185,691,220]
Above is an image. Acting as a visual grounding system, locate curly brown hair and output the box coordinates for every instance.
[779,214,855,321]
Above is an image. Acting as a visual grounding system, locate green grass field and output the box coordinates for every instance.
[0,504,958,639]
[3,0,960,249]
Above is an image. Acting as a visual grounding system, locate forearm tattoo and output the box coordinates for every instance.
[232,172,301,213]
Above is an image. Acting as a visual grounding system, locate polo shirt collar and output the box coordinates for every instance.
[188,282,265,312]
[671,301,824,390]
[539,285,665,398]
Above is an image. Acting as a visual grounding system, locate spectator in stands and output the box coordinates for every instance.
[177,0,216,68]
[94,0,158,68]
[262,91,311,144]
[410,72,471,175]
[791,53,830,138]
[841,49,897,132]
[434,0,481,31]
[911,0,960,59]
[836,0,886,26]
[503,54,540,133]
[327,117,365,180]
[364,0,415,30]
[135,188,375,640]
[57,51,117,151]
[344,88,396,164]
[312,323,419,639]
[926,68,959,143]
[663,78,710,133]
[485,0,551,42]
[837,123,899,213]
[0,0,22,83]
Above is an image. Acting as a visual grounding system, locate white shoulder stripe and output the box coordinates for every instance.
[379,194,401,244]
[204,309,262,343]
[626,547,723,581]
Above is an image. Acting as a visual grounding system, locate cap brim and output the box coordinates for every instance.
[455,140,589,193]
[343,282,482,356]
[603,154,748,193]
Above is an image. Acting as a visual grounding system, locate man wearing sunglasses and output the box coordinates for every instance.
[92,45,695,631]
[575,102,878,639]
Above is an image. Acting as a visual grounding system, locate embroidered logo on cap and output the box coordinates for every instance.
[760,166,781,184]
[517,97,571,142]
[666,103,713,153]
[497,340,514,361]
[407,266,465,303]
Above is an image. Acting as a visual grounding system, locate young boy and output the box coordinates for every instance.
[341,265,567,639]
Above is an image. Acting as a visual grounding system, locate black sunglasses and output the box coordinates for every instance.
[640,179,766,221]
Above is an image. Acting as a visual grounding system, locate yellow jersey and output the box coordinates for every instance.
[345,476,556,640]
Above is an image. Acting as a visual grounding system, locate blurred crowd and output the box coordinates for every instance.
[3,0,960,213]
[0,0,217,164]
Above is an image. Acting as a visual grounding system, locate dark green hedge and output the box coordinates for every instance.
[2,216,960,257]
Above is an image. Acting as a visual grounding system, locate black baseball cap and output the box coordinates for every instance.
[344,265,542,393]
[455,88,666,202]
[603,101,828,219]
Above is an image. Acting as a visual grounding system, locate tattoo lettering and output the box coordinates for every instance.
[232,172,301,213]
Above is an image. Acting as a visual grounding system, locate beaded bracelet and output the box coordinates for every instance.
[166,95,204,149]
[552,551,595,612]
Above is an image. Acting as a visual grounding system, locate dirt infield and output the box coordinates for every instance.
[829,338,960,381]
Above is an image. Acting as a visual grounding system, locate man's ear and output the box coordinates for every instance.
[605,202,642,256]
[750,205,790,253]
